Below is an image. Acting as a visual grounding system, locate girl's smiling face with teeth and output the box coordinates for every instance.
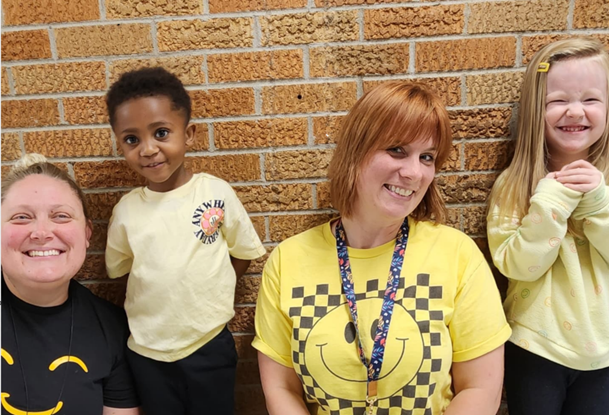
[1,174,92,296]
[544,57,608,169]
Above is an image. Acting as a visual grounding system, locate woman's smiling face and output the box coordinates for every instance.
[352,137,437,225]
[1,174,91,296]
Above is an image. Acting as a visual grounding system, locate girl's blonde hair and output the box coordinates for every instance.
[1,153,90,221]
[328,81,452,222]
[488,38,609,229]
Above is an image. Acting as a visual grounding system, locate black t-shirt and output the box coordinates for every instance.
[1,278,139,415]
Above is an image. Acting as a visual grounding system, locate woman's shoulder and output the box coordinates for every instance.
[70,281,128,328]
[410,220,480,254]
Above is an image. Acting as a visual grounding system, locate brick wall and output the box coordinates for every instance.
[1,1,608,414]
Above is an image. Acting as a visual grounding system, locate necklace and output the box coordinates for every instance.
[5,288,75,414]
[334,218,409,415]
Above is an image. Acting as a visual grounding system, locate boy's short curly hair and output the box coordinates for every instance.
[106,67,191,127]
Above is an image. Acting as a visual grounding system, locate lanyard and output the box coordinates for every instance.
[334,218,409,414]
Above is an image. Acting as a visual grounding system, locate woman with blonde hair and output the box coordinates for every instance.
[487,38,609,415]
[1,154,140,415]
[254,82,510,415]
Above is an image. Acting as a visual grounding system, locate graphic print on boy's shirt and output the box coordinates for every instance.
[192,199,225,244]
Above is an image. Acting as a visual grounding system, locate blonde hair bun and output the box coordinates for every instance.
[11,153,48,174]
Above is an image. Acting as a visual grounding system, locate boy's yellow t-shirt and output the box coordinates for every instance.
[106,173,266,362]
[253,219,511,415]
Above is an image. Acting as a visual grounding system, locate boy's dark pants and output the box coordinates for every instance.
[505,341,609,415]
[127,326,238,415]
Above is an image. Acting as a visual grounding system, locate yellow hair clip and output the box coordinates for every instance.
[537,62,550,73]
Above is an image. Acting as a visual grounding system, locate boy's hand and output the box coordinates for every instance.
[554,160,602,193]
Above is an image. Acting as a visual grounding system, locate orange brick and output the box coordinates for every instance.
[316,181,332,209]
[74,160,146,189]
[55,24,153,58]
[63,96,108,125]
[269,213,334,242]
[574,0,609,29]
[1,166,12,180]
[437,173,499,204]
[265,149,333,180]
[106,0,202,18]
[317,0,403,4]
[450,108,513,140]
[157,19,253,52]
[186,154,261,182]
[310,44,409,78]
[1,69,10,95]
[262,82,357,115]
[110,56,205,85]
[229,306,255,332]
[260,11,358,46]
[23,129,113,158]
[189,123,209,152]
[234,334,257,359]
[466,72,524,106]
[234,183,313,212]
[214,118,307,149]
[522,34,609,64]
[464,141,512,171]
[249,246,272,274]
[441,143,461,173]
[1,99,60,128]
[313,115,344,145]
[235,276,260,304]
[210,0,306,13]
[469,0,568,34]
[2,133,22,161]
[208,50,303,83]
[249,216,266,241]
[364,5,464,40]
[416,37,516,73]
[363,77,462,107]
[13,62,106,95]
[75,254,107,280]
[2,30,52,61]
[190,89,255,118]
[84,192,127,220]
[462,206,488,236]
[89,222,109,251]
[3,0,99,25]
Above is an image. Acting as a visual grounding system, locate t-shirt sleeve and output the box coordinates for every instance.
[105,204,133,279]
[221,183,266,260]
[449,240,512,363]
[252,246,294,367]
[103,311,140,408]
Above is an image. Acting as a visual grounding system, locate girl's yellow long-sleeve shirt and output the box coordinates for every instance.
[488,177,609,371]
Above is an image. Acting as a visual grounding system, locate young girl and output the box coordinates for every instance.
[487,38,609,415]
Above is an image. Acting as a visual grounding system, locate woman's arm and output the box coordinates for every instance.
[102,407,140,415]
[258,352,310,415]
[444,346,504,415]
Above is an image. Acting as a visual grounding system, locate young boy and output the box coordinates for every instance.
[104,67,266,415]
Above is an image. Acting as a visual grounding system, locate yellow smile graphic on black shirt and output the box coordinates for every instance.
[1,348,88,415]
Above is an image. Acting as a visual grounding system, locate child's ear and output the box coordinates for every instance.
[185,123,196,147]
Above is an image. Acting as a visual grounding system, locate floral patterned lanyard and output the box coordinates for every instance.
[334,218,409,415]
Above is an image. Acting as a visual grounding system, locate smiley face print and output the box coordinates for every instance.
[304,297,424,401]
[288,274,446,414]
[1,348,89,415]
